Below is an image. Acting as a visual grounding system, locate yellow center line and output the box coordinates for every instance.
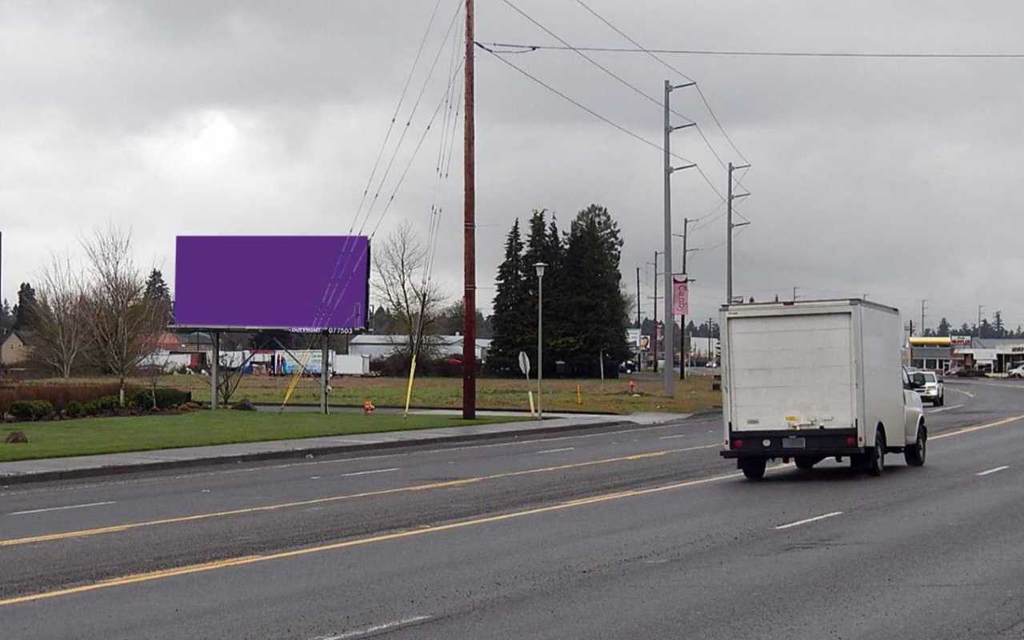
[0,466,756,608]
[930,415,1024,440]
[2,414,1016,608]
[0,444,719,548]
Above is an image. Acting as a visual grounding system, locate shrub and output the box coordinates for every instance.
[131,388,191,410]
[65,401,85,419]
[0,381,134,414]
[10,400,55,421]
[83,396,120,417]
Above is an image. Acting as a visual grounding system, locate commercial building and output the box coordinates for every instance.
[908,335,1024,373]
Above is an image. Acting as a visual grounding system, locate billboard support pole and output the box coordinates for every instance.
[211,331,220,410]
[321,330,330,415]
[462,0,477,420]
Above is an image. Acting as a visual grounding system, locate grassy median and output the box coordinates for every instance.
[0,411,525,463]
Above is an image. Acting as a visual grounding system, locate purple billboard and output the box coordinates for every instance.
[174,236,370,331]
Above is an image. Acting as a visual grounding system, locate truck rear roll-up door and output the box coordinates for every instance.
[729,312,855,432]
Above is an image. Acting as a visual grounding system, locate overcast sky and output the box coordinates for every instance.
[3,0,1023,331]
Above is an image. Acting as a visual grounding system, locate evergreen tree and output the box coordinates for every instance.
[936,317,951,337]
[561,204,630,375]
[488,218,528,371]
[993,311,1005,337]
[144,269,173,323]
[144,269,170,302]
[13,282,36,330]
[0,299,13,334]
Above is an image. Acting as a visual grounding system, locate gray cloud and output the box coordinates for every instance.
[2,0,1022,330]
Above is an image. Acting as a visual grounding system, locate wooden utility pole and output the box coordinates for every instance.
[462,0,476,420]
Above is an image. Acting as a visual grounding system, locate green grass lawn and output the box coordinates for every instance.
[0,411,525,463]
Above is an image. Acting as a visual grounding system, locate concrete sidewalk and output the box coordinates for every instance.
[0,412,688,486]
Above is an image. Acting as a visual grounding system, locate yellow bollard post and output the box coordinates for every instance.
[528,390,536,417]
[576,384,582,405]
[403,356,418,418]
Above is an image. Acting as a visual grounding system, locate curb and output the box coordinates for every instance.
[0,418,645,486]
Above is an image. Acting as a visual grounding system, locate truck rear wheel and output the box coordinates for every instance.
[866,428,886,477]
[740,458,767,480]
[905,425,927,467]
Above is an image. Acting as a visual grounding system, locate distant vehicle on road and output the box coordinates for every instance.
[720,299,926,480]
[1009,363,1024,379]
[704,361,718,368]
[914,371,944,405]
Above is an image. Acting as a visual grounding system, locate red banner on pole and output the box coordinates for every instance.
[672,277,689,316]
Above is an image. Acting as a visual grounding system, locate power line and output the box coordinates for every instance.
[495,0,727,202]
[572,0,748,168]
[370,55,466,238]
[356,0,464,237]
[500,0,696,126]
[349,0,447,234]
[478,41,1024,60]
[476,43,700,168]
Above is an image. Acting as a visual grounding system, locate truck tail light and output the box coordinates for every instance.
[846,436,857,447]
[732,439,743,449]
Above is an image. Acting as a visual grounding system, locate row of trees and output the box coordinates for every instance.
[923,313,1024,339]
[489,205,631,376]
[18,227,171,405]
[0,283,39,333]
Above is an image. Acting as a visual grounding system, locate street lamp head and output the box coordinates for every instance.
[534,262,547,278]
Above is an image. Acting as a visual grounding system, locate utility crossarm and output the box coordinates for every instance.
[670,163,697,173]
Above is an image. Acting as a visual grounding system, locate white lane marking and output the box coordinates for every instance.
[309,476,321,480]
[8,501,116,516]
[317,615,432,640]
[947,387,975,398]
[977,465,1009,476]
[927,404,965,414]
[535,447,576,455]
[775,511,844,530]
[338,468,399,478]
[659,434,688,440]
[1,421,710,497]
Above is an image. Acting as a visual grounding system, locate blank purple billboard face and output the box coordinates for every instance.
[174,236,369,331]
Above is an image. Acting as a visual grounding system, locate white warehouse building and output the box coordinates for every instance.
[348,335,492,362]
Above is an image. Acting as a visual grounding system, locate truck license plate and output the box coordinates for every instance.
[782,437,806,449]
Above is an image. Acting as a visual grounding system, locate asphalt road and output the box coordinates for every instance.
[2,379,1024,639]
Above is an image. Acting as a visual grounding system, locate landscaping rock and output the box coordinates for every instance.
[5,431,28,444]
[232,398,257,411]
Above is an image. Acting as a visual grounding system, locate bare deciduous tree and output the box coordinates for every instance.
[81,226,170,406]
[30,253,87,379]
[372,222,446,366]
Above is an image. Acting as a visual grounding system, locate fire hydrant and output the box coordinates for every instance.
[628,379,637,395]
[362,398,376,415]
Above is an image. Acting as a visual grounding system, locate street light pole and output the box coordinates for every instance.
[535,262,547,420]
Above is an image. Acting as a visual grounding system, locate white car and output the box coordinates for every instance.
[1009,363,1024,379]
[913,371,944,406]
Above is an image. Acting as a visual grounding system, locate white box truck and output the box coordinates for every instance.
[720,299,927,480]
